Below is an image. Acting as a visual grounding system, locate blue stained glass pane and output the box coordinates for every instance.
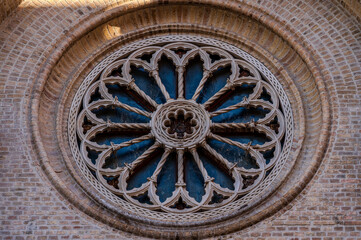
[131,66,166,104]
[156,152,177,202]
[94,132,146,145]
[185,152,205,202]
[158,56,177,99]
[92,106,149,123]
[132,192,153,205]
[221,132,269,146]
[127,148,162,190]
[197,66,231,104]
[106,83,146,110]
[208,139,258,169]
[185,56,203,99]
[214,85,255,110]
[198,148,234,190]
[262,148,275,165]
[211,107,270,123]
[89,87,102,103]
[92,83,149,123]
[259,87,273,103]
[87,147,100,165]
[101,139,154,170]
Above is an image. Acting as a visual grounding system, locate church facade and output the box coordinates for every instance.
[0,0,360,239]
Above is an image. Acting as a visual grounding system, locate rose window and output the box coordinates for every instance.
[70,38,291,216]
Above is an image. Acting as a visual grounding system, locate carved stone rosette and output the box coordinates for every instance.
[69,36,293,220]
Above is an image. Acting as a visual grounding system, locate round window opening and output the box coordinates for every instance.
[69,36,293,222]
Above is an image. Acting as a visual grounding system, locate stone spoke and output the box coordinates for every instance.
[111,122,150,131]
[208,132,265,169]
[150,70,171,100]
[190,148,212,182]
[210,96,249,117]
[112,133,153,152]
[129,142,161,170]
[201,142,235,171]
[208,132,249,152]
[113,96,152,118]
[149,148,172,182]
[191,70,211,101]
[203,83,232,109]
[177,66,185,99]
[128,79,158,109]
[176,149,185,186]
[211,120,256,132]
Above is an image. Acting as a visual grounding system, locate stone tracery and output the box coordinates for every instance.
[70,37,292,217]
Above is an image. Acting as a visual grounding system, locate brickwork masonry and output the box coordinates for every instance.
[0,0,360,239]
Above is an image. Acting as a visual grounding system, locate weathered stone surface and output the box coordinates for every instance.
[0,0,360,239]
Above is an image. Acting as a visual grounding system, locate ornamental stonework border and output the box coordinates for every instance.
[68,35,294,222]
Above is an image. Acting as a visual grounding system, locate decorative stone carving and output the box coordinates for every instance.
[152,100,210,149]
[68,36,293,220]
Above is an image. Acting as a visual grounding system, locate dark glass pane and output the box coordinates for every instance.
[108,65,123,78]
[86,147,100,165]
[82,117,96,134]
[185,56,203,99]
[211,106,270,123]
[217,132,270,146]
[185,152,205,202]
[101,138,154,170]
[139,52,154,63]
[211,84,256,111]
[208,139,259,169]
[198,148,234,190]
[156,152,177,202]
[92,106,149,123]
[93,131,147,145]
[158,56,177,99]
[127,148,163,190]
[89,87,102,103]
[103,175,120,189]
[259,87,273,103]
[262,148,275,165]
[208,52,222,63]
[106,83,147,110]
[132,191,153,205]
[197,66,231,104]
[131,66,166,104]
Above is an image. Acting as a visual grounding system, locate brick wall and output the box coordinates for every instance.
[339,0,361,22]
[0,0,22,23]
[0,0,360,239]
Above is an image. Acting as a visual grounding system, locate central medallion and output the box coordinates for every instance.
[151,100,210,149]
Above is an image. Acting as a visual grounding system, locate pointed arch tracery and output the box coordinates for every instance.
[69,36,293,218]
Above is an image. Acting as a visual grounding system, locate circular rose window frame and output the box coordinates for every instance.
[68,35,294,223]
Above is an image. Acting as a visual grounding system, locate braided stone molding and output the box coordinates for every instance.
[68,35,293,221]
